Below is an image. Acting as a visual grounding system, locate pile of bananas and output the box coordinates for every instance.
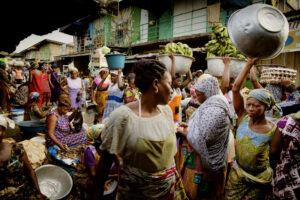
[205,23,246,59]
[160,42,193,57]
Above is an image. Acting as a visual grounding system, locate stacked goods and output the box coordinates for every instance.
[160,42,193,57]
[205,23,246,60]
[260,67,297,84]
[19,140,47,169]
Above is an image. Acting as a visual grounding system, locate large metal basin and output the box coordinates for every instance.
[18,120,45,136]
[228,4,288,59]
[35,164,73,199]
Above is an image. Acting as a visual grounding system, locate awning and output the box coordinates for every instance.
[55,52,91,59]
[125,53,158,63]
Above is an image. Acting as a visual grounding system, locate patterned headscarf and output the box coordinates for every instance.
[31,61,39,69]
[110,70,118,76]
[194,77,220,99]
[247,89,283,117]
[265,84,283,102]
[187,94,233,171]
[29,92,40,100]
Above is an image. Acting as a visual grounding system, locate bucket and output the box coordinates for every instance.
[11,108,24,123]
[105,53,126,69]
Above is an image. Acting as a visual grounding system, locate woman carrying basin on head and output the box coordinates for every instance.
[225,58,282,200]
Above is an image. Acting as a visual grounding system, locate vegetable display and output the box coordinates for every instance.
[205,23,247,60]
[160,42,193,57]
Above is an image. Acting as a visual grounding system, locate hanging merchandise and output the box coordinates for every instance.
[91,46,110,68]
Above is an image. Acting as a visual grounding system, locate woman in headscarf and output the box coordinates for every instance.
[177,76,233,200]
[61,67,83,109]
[28,62,43,108]
[267,110,300,200]
[102,69,125,120]
[0,116,45,199]
[29,92,52,120]
[93,59,187,200]
[45,94,86,150]
[249,66,290,119]
[225,58,281,200]
[91,68,111,115]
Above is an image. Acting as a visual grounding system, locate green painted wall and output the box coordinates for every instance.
[148,12,159,41]
[159,9,173,40]
[131,7,141,43]
[40,44,50,61]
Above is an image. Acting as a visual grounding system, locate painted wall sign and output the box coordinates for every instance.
[283,21,300,52]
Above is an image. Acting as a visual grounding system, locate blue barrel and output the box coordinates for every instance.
[105,53,126,69]
[11,108,25,123]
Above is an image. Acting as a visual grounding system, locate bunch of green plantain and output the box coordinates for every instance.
[160,42,193,57]
[205,23,246,60]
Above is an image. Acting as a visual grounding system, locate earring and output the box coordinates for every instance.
[155,89,158,93]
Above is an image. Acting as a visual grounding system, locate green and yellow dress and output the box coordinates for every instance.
[225,115,276,200]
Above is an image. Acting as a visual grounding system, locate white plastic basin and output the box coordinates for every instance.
[157,54,195,74]
[207,57,247,78]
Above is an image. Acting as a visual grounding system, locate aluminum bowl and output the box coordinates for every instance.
[157,54,195,74]
[35,164,73,199]
[228,4,289,59]
[18,120,45,137]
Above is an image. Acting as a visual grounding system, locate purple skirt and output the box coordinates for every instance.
[68,87,82,108]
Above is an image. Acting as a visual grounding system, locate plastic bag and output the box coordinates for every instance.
[72,110,83,132]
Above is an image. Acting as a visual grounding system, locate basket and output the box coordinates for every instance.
[260,67,297,84]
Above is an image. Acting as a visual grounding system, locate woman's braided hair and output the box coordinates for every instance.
[58,94,71,107]
[133,59,167,93]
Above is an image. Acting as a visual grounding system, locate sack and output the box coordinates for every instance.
[72,110,83,132]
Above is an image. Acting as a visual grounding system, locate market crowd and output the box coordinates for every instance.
[0,55,299,200]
